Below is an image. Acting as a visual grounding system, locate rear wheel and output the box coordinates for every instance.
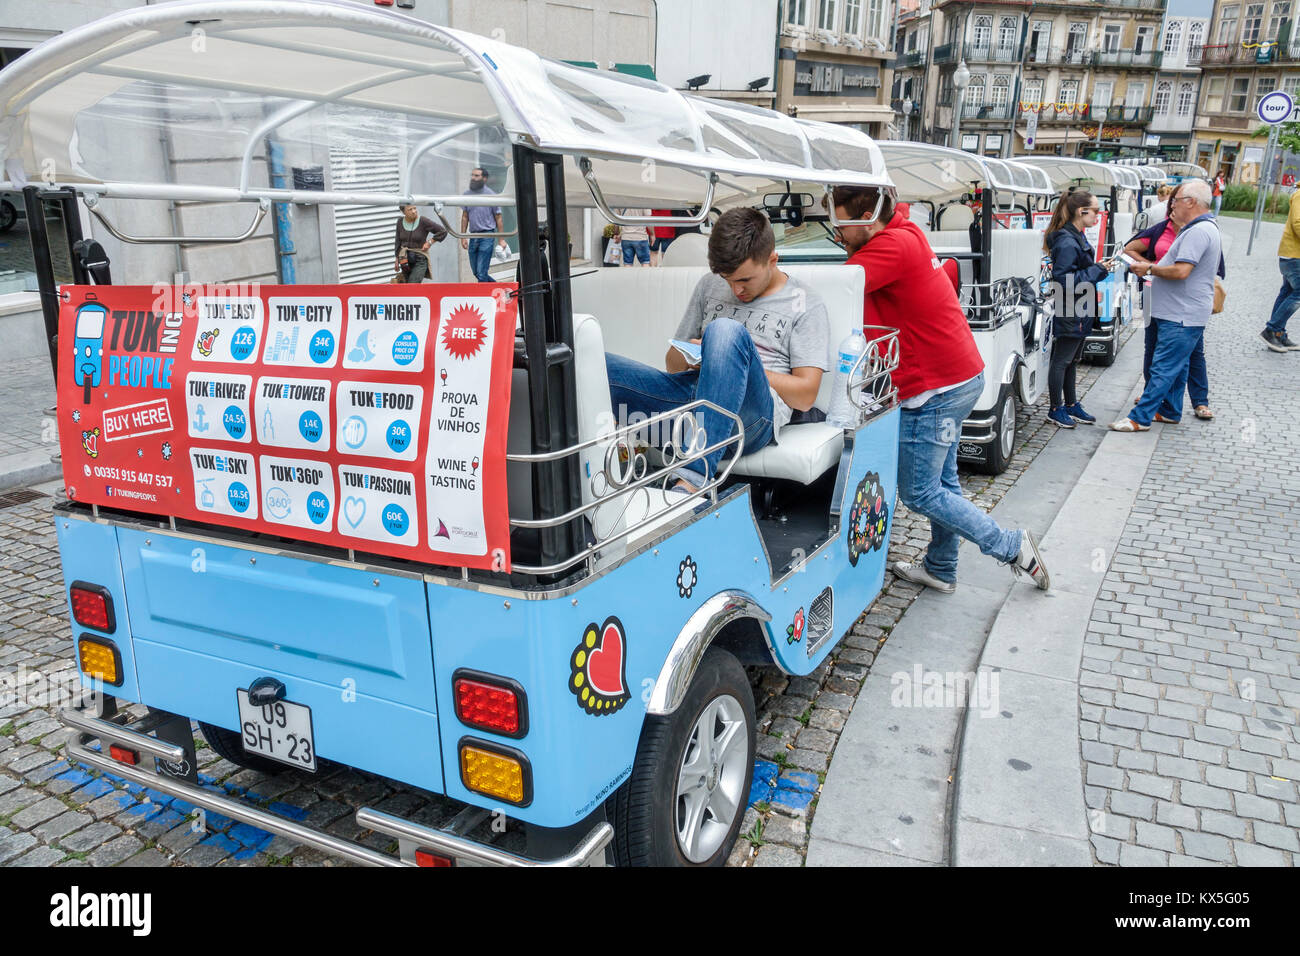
[609,647,755,866]
[198,721,289,775]
[0,200,16,234]
[970,384,1016,476]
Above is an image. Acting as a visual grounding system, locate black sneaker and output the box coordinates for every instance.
[1261,330,1288,353]
[1281,333,1300,351]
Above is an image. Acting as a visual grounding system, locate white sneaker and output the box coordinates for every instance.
[1012,529,1050,591]
[892,560,956,594]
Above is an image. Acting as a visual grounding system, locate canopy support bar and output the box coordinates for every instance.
[578,157,716,226]
[85,197,270,245]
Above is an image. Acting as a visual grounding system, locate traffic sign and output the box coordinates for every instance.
[1258,90,1293,124]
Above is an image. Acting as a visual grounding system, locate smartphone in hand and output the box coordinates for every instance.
[669,338,703,366]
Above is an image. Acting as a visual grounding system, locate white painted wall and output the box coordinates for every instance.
[655,0,779,91]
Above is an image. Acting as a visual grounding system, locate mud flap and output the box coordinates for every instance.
[148,709,199,785]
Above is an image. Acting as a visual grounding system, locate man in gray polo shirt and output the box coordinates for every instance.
[459,167,508,282]
[1111,179,1222,431]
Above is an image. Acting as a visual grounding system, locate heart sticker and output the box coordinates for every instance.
[343,496,366,529]
[569,616,631,716]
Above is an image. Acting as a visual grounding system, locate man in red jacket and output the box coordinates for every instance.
[829,185,1049,593]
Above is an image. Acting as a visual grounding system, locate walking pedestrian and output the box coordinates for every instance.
[1110,180,1222,432]
[1261,183,1300,352]
[1044,189,1111,428]
[459,167,509,282]
[828,185,1050,594]
[1123,183,1224,420]
[393,203,445,283]
[615,210,654,267]
[1212,170,1226,217]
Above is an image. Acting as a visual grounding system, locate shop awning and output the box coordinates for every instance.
[792,104,897,125]
[1016,128,1093,147]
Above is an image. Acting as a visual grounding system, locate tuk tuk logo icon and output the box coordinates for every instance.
[787,607,805,644]
[442,305,487,360]
[677,555,698,598]
[81,427,100,459]
[569,616,630,716]
[196,328,219,357]
[847,471,889,567]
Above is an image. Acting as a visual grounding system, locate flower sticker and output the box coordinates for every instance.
[677,555,698,598]
[787,607,805,645]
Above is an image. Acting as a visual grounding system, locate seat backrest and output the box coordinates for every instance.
[925,229,975,254]
[659,232,709,267]
[1112,211,1135,248]
[989,229,1047,283]
[568,264,865,411]
[936,203,974,231]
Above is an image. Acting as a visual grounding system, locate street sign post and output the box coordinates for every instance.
[1249,90,1294,255]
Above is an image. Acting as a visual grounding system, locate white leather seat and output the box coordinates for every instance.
[660,232,709,267]
[568,264,867,485]
[936,203,974,231]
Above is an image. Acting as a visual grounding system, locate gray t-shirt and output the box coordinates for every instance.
[1152,218,1222,327]
[675,272,830,435]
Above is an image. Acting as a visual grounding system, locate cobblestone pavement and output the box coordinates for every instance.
[1079,219,1300,867]
[0,357,58,464]
[0,324,1129,866]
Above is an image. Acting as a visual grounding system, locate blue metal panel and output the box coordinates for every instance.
[115,528,442,792]
[54,514,140,702]
[429,409,899,827]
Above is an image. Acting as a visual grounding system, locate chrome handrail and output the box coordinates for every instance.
[578,157,717,227]
[85,197,270,245]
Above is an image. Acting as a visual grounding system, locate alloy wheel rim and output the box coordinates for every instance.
[675,694,747,863]
[1000,395,1016,458]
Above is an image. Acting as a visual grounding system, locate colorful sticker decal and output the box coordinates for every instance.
[343,296,431,373]
[787,606,805,644]
[81,427,101,459]
[184,372,252,444]
[253,376,331,453]
[677,555,698,598]
[569,616,631,717]
[423,297,496,556]
[336,464,419,548]
[847,470,890,567]
[335,381,424,462]
[191,297,263,364]
[257,455,336,532]
[264,296,343,367]
[71,295,109,405]
[190,447,258,519]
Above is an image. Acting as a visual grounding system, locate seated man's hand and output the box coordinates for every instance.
[665,337,702,374]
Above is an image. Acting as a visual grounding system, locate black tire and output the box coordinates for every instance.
[969,383,1016,476]
[198,721,289,775]
[0,200,16,235]
[609,647,755,867]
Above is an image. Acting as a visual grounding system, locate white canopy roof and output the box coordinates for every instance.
[0,0,890,210]
[1016,156,1142,192]
[875,141,1052,202]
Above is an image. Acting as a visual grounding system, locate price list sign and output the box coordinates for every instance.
[57,284,516,571]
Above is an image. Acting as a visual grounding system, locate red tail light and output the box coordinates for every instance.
[109,744,138,766]
[453,670,527,738]
[70,582,115,633]
[415,849,453,867]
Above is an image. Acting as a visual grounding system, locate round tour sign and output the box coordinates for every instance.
[1258,90,1294,124]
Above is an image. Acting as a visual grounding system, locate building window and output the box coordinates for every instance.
[845,0,863,36]
[1218,6,1239,44]
[1058,79,1079,108]
[1256,75,1278,111]
[967,73,986,107]
[998,16,1018,54]
[1204,76,1226,111]
[1269,1,1290,39]
[1229,76,1251,111]
[1284,75,1300,98]
[867,0,884,39]
[1094,80,1114,110]
[1164,20,1183,56]
[1177,82,1195,115]
[1136,26,1155,54]
[1103,24,1122,53]
[1242,3,1264,44]
[1066,22,1086,62]
[1023,78,1043,108]
[1188,21,1204,57]
[991,74,1011,108]
[1029,21,1051,60]
[1154,81,1172,113]
[786,0,809,27]
[972,15,992,53]
[818,0,840,32]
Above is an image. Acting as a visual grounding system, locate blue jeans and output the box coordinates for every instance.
[622,239,651,265]
[1144,320,1208,408]
[897,372,1022,584]
[468,236,494,282]
[1266,257,1300,334]
[1132,319,1204,426]
[605,318,774,483]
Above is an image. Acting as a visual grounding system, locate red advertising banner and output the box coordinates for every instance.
[993,211,1028,229]
[57,284,516,572]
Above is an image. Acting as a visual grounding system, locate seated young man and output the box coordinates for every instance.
[605,207,829,492]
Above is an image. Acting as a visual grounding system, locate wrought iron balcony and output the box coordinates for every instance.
[899,49,928,68]
[963,103,1015,120]
[964,44,1023,64]
[1093,106,1156,123]
[932,42,957,65]
[1025,46,1094,67]
[1093,50,1164,68]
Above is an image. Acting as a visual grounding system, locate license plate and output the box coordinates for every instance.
[236,689,317,771]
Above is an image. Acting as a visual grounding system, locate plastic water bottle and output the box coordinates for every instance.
[825,328,867,429]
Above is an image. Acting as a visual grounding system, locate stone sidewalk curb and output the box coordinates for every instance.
[950,369,1164,864]
[808,330,1149,866]
[0,450,61,493]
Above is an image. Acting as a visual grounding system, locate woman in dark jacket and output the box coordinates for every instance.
[1044,189,1112,428]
